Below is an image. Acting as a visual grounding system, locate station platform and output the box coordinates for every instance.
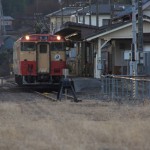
[71,77,101,92]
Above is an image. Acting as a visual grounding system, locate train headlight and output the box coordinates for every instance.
[57,35,61,40]
[25,35,30,40]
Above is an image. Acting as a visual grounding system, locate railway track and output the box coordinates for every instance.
[4,77,82,102]
[34,91,58,101]
[3,76,103,103]
[34,90,82,102]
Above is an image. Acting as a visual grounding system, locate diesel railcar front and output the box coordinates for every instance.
[13,34,67,85]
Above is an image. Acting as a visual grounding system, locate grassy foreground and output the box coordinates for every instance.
[0,98,150,150]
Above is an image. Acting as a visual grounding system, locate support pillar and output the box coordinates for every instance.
[96,38,102,78]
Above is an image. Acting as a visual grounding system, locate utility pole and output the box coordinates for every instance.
[131,0,143,98]
[89,0,92,25]
[58,0,64,25]
[131,0,143,76]
[36,0,39,12]
[110,0,114,24]
[138,0,143,52]
[96,0,99,27]
[0,0,5,36]
[75,2,78,23]
[137,0,143,74]
[131,0,137,99]
[82,3,85,24]
[130,0,137,76]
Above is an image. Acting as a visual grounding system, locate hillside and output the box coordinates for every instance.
[2,0,132,17]
[2,0,60,17]
[1,0,87,17]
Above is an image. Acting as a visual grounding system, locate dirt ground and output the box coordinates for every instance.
[1,81,150,150]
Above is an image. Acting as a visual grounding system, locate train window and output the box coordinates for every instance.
[39,44,47,53]
[21,42,35,51]
[50,42,64,51]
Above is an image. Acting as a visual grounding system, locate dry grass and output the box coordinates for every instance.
[0,98,150,150]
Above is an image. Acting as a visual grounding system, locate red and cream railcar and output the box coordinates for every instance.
[13,34,66,85]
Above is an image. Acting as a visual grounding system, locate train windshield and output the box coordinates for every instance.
[50,42,65,51]
[21,42,36,51]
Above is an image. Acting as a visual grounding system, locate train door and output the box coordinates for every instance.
[37,43,50,74]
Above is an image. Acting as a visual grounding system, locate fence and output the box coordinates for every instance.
[101,75,150,101]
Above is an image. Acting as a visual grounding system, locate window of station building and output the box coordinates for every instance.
[21,42,36,51]
[102,19,110,26]
[50,42,64,51]
[79,16,83,23]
